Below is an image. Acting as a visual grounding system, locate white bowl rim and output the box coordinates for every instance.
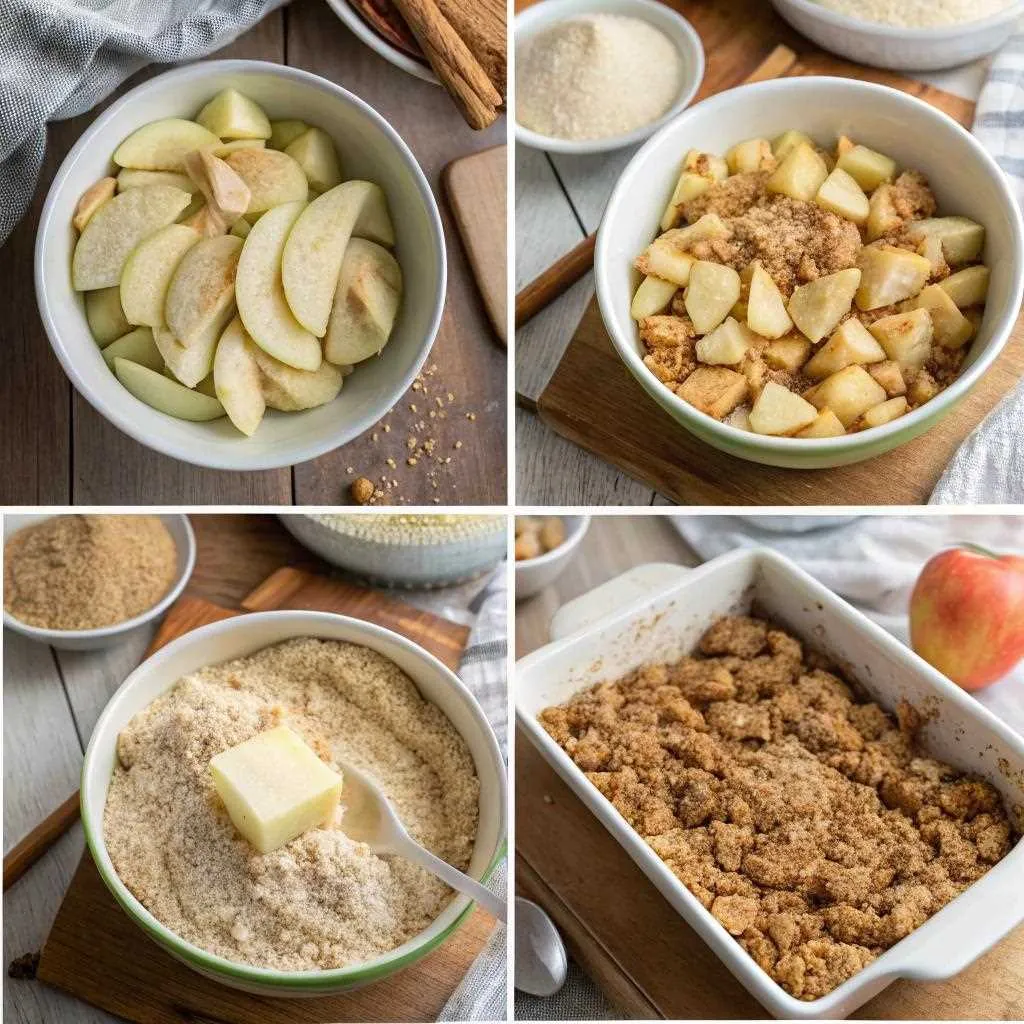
[322,0,440,85]
[513,0,706,155]
[515,515,591,568]
[34,58,447,473]
[596,75,1024,455]
[775,0,1024,38]
[80,608,508,988]
[2,513,196,642]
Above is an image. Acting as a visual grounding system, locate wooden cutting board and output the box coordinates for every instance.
[444,145,508,344]
[532,25,1022,504]
[36,578,491,1024]
[516,732,1024,1020]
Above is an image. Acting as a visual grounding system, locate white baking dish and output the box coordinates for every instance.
[515,548,1024,1019]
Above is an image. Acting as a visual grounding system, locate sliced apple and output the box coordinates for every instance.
[196,89,271,140]
[184,149,251,226]
[102,327,162,371]
[115,357,224,420]
[210,139,266,158]
[913,284,975,349]
[938,265,990,308]
[165,234,242,350]
[353,183,395,247]
[84,287,131,346]
[281,181,392,337]
[225,148,308,215]
[73,178,116,232]
[324,239,403,366]
[235,200,321,370]
[269,120,310,151]
[284,127,342,194]
[113,118,220,172]
[153,324,219,389]
[251,345,343,411]
[787,268,860,343]
[213,318,266,436]
[72,185,192,290]
[116,168,196,194]
[119,224,199,327]
[855,395,908,430]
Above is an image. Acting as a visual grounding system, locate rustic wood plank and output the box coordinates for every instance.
[287,0,506,505]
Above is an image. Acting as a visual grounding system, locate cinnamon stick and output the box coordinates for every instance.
[435,0,506,99]
[4,791,81,892]
[515,234,597,328]
[391,0,502,130]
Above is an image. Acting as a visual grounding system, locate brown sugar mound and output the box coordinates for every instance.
[539,614,1016,1001]
[4,515,177,630]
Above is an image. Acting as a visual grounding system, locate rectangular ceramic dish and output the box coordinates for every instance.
[515,548,1024,1019]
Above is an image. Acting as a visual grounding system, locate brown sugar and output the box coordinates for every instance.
[539,614,1015,1001]
[4,515,177,630]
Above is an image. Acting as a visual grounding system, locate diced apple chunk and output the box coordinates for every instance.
[696,317,751,365]
[675,366,748,419]
[797,408,846,438]
[917,235,947,278]
[855,395,908,430]
[938,265,989,308]
[913,284,975,349]
[73,178,116,232]
[747,262,793,340]
[787,268,861,343]
[908,369,939,405]
[764,335,811,373]
[836,144,896,192]
[772,130,815,162]
[210,725,342,855]
[683,149,728,180]
[637,235,695,286]
[766,143,828,202]
[631,275,677,320]
[809,365,887,427]
[749,381,818,436]
[865,185,901,242]
[855,245,931,310]
[804,318,885,379]
[906,217,985,265]
[726,138,775,174]
[196,88,272,140]
[815,168,869,225]
[868,308,933,370]
[665,213,730,252]
[868,360,906,396]
[835,135,855,159]
[659,172,711,231]
[685,261,741,334]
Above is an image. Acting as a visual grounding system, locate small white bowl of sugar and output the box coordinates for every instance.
[514,0,705,155]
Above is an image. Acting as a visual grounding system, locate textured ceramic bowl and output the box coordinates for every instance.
[2,513,195,651]
[81,610,507,996]
[770,0,1024,72]
[36,60,445,472]
[514,0,705,155]
[596,77,1024,469]
[514,516,591,601]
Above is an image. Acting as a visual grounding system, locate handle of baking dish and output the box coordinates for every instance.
[549,562,692,642]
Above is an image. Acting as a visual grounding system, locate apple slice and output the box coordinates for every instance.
[269,120,309,151]
[73,178,116,232]
[251,345,343,410]
[281,181,388,337]
[213,318,266,436]
[236,200,321,370]
[183,149,251,227]
[196,88,271,140]
[84,287,131,346]
[324,239,403,365]
[72,185,192,291]
[225,148,308,215]
[116,169,196,193]
[102,327,162,371]
[113,118,220,172]
[165,234,242,350]
[353,184,395,248]
[210,139,265,158]
[284,127,342,193]
[120,224,199,327]
[115,358,224,420]
[153,325,219,389]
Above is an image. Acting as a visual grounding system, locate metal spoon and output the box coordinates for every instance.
[514,897,568,996]
[337,759,506,923]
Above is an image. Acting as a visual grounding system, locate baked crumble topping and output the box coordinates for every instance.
[539,614,1015,1000]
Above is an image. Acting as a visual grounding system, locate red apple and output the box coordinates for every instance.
[910,546,1024,691]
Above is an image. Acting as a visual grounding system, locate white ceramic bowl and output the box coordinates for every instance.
[771,0,1024,72]
[36,60,446,472]
[517,549,1024,1018]
[3,513,195,651]
[515,516,591,601]
[81,609,507,996]
[596,77,1024,470]
[514,0,705,155]
[324,0,439,85]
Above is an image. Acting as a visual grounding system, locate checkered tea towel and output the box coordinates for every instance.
[0,0,287,246]
[438,563,508,1021]
[932,31,1024,504]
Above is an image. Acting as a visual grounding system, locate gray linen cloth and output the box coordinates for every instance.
[0,0,286,245]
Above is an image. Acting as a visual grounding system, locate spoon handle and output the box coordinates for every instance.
[402,840,507,923]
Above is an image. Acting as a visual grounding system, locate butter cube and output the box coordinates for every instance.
[210,726,342,854]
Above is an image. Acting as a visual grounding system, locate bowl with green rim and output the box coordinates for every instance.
[81,609,506,995]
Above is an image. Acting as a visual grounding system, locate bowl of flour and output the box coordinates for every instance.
[770,0,1024,71]
[514,0,705,155]
[80,609,506,995]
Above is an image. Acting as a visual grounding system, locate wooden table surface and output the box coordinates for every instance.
[2,513,496,1024]
[0,0,506,506]
[513,0,990,505]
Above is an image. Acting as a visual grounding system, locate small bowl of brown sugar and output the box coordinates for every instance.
[3,514,195,650]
